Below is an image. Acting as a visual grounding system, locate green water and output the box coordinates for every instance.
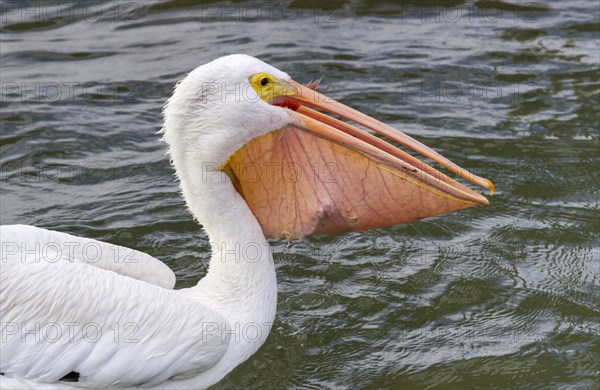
[1,1,598,388]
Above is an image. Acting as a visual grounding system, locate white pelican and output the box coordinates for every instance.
[0,54,493,389]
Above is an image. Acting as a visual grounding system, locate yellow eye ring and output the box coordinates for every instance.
[249,73,288,102]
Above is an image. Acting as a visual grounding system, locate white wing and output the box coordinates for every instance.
[0,225,230,387]
[0,225,175,289]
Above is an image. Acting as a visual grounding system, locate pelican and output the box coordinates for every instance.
[0,54,493,389]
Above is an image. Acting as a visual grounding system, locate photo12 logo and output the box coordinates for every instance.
[1,82,138,103]
[0,2,141,25]
[1,240,139,264]
[1,322,139,344]
[398,1,543,24]
[195,2,338,23]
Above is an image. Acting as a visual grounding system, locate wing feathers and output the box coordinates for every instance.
[1,225,175,289]
[0,225,228,386]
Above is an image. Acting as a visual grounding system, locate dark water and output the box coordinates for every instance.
[1,0,598,388]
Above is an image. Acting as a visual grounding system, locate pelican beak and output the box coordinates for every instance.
[226,79,494,240]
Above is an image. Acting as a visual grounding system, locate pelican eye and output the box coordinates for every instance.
[249,73,285,103]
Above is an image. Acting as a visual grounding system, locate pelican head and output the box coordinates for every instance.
[163,54,493,239]
[162,54,294,168]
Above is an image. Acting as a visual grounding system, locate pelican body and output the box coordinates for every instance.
[0,55,492,388]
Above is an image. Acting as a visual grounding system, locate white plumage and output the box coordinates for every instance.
[1,55,288,389]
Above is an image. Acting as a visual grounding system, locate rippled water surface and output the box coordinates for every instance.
[1,0,598,388]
